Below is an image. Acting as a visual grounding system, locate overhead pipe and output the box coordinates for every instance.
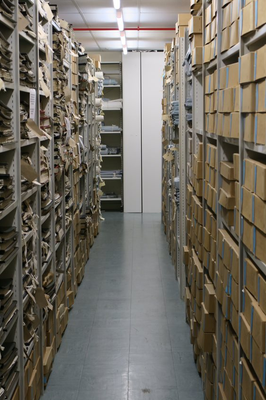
[73,27,175,31]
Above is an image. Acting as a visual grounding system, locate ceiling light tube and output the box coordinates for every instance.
[123,45,127,55]
[113,0,120,9]
[116,11,124,31]
[120,31,126,45]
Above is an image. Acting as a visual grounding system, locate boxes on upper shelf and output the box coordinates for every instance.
[241,0,256,36]
[188,17,202,36]
[219,63,239,90]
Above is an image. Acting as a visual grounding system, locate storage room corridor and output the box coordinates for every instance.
[42,213,203,400]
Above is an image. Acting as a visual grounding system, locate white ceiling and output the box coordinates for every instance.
[54,0,189,51]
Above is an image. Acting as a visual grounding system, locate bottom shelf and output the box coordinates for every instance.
[101,197,122,202]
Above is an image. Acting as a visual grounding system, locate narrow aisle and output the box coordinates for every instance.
[42,213,203,400]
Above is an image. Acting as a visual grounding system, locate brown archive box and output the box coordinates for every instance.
[241,1,256,36]
[243,158,266,201]
[239,52,255,84]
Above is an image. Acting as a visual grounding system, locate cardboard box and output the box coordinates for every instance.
[242,218,266,263]
[191,34,202,50]
[177,13,191,26]
[243,158,266,200]
[240,52,255,84]
[258,274,266,314]
[230,20,239,48]
[255,45,266,81]
[257,0,266,28]
[219,63,239,89]
[203,42,212,64]
[231,0,240,23]
[188,17,202,36]
[221,27,230,53]
[241,1,256,36]
[222,177,235,196]
[211,18,217,40]
[220,161,234,180]
[241,83,256,112]
[241,185,253,222]
[201,302,216,332]
[204,283,216,313]
[254,113,266,145]
[239,313,251,358]
[198,325,213,352]
[256,80,266,112]
[219,188,235,210]
[222,3,231,30]
[251,301,266,352]
[243,113,255,142]
[43,346,53,375]
[192,47,202,66]
[205,25,211,44]
[205,73,214,94]
[205,3,212,26]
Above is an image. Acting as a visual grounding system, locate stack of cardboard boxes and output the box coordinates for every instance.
[204,144,217,214]
[239,258,266,396]
[240,0,266,37]
[205,71,217,135]
[190,0,202,15]
[188,16,202,68]
[221,0,239,52]
[24,345,42,400]
[240,46,266,145]
[219,159,237,225]
[203,0,217,64]
[241,158,266,264]
[217,63,239,138]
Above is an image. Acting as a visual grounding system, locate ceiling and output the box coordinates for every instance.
[54,0,189,51]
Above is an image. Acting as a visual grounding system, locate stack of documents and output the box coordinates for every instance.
[20,102,30,139]
[19,2,36,39]
[0,164,13,212]
[55,205,64,244]
[101,192,120,199]
[0,227,17,264]
[42,271,55,300]
[19,53,36,88]
[0,341,18,400]
[0,0,14,19]
[170,101,179,126]
[21,200,35,235]
[0,101,13,143]
[101,124,122,132]
[40,109,51,137]
[104,78,118,86]
[102,99,123,110]
[0,32,12,83]
[40,146,49,185]
[21,154,38,193]
[101,169,122,179]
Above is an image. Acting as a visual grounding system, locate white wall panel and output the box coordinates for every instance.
[122,53,142,212]
[141,52,164,213]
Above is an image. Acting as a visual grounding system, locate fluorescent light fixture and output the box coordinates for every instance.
[116,11,124,31]
[120,31,126,45]
[123,45,127,55]
[113,0,120,9]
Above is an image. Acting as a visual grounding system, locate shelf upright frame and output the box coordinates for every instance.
[178,35,187,300]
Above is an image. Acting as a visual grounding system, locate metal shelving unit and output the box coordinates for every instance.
[100,61,123,211]
[0,3,102,400]
[165,4,266,400]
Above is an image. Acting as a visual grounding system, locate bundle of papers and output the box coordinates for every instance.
[170,101,179,126]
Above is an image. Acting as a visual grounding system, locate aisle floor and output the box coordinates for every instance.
[43,213,203,400]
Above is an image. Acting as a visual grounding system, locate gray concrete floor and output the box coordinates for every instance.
[42,213,203,400]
